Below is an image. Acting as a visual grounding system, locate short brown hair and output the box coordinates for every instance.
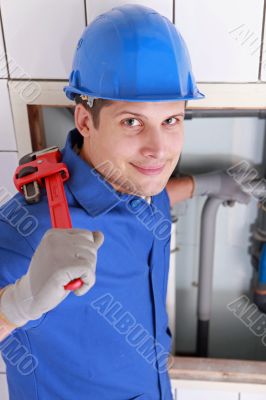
[74,95,113,129]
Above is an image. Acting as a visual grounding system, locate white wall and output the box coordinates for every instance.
[0,79,18,195]
[171,380,266,399]
[86,0,173,23]
[0,0,86,79]
[175,0,264,82]
[0,354,8,400]
[1,1,265,82]
[0,15,7,78]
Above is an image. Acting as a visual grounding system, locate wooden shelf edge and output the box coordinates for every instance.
[169,356,266,385]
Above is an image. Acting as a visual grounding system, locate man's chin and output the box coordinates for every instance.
[107,174,168,197]
[138,182,167,197]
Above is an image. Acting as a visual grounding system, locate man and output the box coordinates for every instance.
[0,4,250,400]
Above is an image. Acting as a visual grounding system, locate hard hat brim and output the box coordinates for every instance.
[64,85,205,102]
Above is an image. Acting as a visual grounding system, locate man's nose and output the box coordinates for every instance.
[141,127,166,159]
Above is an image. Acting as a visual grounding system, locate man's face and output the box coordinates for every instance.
[78,100,185,197]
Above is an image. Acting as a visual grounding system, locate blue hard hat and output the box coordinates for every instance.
[64,4,204,102]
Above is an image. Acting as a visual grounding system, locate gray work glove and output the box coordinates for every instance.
[0,228,104,327]
[191,170,251,204]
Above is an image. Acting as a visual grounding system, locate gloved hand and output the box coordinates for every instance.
[0,228,104,327]
[191,170,251,204]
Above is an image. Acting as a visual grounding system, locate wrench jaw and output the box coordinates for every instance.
[17,165,40,204]
[22,181,41,204]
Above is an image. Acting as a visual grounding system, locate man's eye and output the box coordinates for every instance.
[122,118,141,127]
[164,117,179,125]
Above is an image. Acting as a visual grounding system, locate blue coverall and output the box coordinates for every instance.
[0,128,173,400]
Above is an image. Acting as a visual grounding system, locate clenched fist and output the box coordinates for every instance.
[0,228,104,327]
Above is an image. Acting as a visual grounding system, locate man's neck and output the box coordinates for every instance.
[140,195,151,204]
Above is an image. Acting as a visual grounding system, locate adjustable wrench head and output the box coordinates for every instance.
[14,146,67,204]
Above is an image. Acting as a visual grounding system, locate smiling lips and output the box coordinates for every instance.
[131,163,165,175]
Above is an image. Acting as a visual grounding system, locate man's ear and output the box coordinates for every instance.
[74,104,93,138]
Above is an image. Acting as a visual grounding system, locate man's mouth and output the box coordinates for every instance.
[130,163,165,175]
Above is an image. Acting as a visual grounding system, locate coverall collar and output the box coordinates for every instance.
[61,129,148,217]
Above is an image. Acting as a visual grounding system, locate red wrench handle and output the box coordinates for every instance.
[45,174,83,291]
[45,173,72,229]
[64,278,83,291]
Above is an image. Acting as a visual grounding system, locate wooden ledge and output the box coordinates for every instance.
[169,356,266,385]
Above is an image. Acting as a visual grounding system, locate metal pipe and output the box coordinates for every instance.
[185,109,266,120]
[196,197,225,357]
[196,183,266,356]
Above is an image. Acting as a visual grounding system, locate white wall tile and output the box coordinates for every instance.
[261,18,266,81]
[175,0,264,82]
[1,0,85,79]
[0,152,18,196]
[241,394,266,400]
[0,373,9,400]
[0,353,6,372]
[177,388,238,400]
[171,380,266,399]
[0,354,8,400]
[0,16,7,78]
[0,80,16,151]
[86,0,173,24]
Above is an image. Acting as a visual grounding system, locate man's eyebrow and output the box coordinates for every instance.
[114,111,185,118]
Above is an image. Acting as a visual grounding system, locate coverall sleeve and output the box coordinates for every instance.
[0,219,46,336]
